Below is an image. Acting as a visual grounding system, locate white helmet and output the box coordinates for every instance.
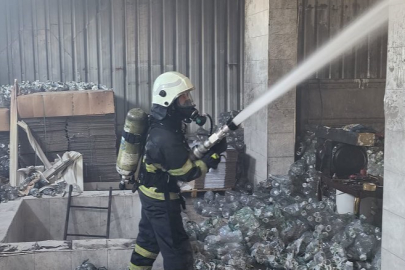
[151,72,198,120]
[152,71,194,107]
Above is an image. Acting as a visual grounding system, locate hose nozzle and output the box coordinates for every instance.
[190,118,239,161]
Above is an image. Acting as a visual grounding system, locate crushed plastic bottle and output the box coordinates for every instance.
[75,259,108,270]
[188,131,382,270]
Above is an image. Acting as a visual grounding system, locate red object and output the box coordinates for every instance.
[360,169,367,176]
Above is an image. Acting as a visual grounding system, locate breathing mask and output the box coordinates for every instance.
[175,92,207,126]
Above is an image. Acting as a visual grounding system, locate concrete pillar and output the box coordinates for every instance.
[267,0,297,175]
[244,0,297,184]
[244,0,270,184]
[382,1,405,269]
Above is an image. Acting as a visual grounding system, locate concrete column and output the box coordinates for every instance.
[244,0,270,184]
[244,0,297,184]
[267,0,297,175]
[382,1,405,269]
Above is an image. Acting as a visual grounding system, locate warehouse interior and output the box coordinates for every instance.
[0,0,404,269]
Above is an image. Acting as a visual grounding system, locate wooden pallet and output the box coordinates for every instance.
[181,188,232,198]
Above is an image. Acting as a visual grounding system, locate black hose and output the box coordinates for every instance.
[206,114,213,135]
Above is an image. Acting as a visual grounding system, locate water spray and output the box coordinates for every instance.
[191,0,391,160]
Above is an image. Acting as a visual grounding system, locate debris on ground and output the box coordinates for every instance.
[187,131,382,270]
[75,259,108,270]
[366,148,384,178]
[0,80,108,107]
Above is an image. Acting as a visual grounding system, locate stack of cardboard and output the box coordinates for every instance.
[19,117,68,166]
[67,115,117,182]
[194,147,238,189]
[16,90,117,183]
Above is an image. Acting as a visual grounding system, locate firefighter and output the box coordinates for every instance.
[129,71,227,270]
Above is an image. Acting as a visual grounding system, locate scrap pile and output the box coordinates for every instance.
[0,133,9,180]
[0,80,108,107]
[366,148,384,178]
[187,132,382,270]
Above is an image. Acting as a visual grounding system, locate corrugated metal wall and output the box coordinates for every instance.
[0,0,244,129]
[297,0,389,133]
[298,0,388,79]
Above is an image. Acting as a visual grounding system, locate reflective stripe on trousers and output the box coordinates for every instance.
[129,190,193,270]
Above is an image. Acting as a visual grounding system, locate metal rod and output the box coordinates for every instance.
[66,234,107,238]
[63,185,73,240]
[106,187,113,239]
[70,205,109,210]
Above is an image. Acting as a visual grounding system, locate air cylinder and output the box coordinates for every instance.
[116,108,148,180]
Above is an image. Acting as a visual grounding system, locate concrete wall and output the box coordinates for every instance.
[244,0,297,184]
[382,1,405,269]
[3,191,141,243]
[0,239,163,270]
[0,239,136,270]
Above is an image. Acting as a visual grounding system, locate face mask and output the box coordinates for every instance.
[175,94,207,126]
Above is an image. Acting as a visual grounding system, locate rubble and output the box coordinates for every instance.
[75,259,108,270]
[366,148,384,177]
[188,132,382,270]
[0,80,108,107]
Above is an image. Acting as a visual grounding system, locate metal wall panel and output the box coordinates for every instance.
[0,0,244,129]
[298,0,388,79]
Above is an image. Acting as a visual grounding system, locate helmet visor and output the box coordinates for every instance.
[176,91,195,108]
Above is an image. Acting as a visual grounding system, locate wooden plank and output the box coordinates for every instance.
[9,81,18,186]
[329,0,343,79]
[49,0,61,81]
[150,0,163,85]
[303,0,316,79]
[87,0,99,82]
[112,0,126,129]
[315,125,375,146]
[175,0,188,75]
[137,0,151,112]
[125,0,137,111]
[342,0,356,79]
[354,0,369,79]
[181,188,231,198]
[316,0,330,79]
[201,0,215,117]
[163,0,176,72]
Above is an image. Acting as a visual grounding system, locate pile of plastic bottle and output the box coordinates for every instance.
[0,80,108,107]
[187,132,382,270]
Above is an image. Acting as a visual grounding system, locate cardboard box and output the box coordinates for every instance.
[0,108,9,131]
[17,90,115,118]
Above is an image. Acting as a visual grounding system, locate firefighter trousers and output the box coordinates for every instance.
[129,190,194,270]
